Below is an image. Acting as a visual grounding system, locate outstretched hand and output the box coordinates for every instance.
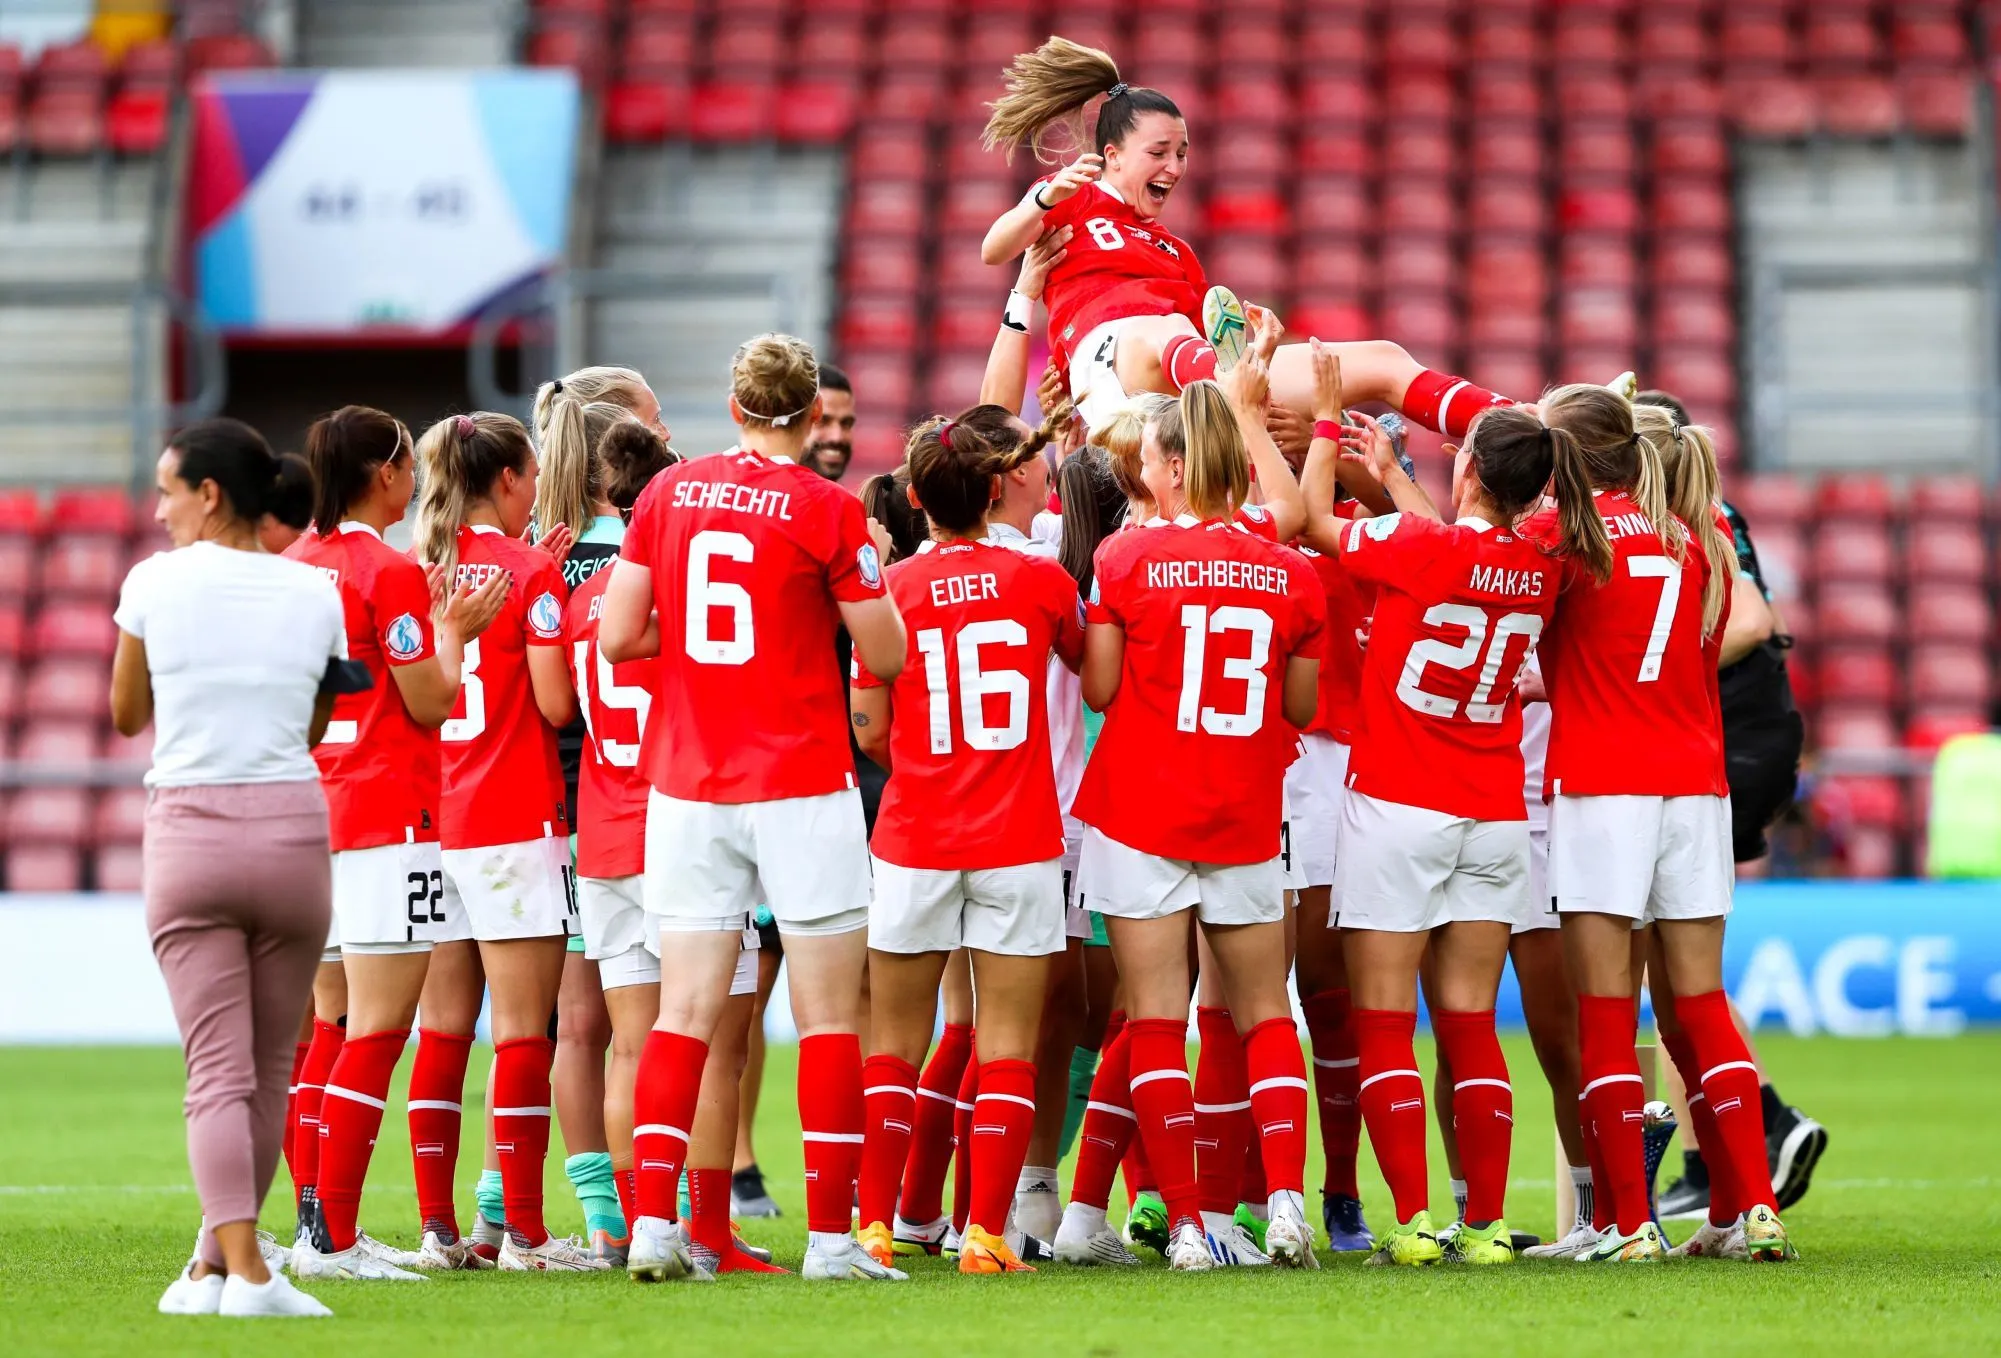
[530,521,574,567]
[1041,154,1103,207]
[1339,410,1401,482]
[1016,225,1072,301]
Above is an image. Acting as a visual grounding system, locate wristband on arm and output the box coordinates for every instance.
[1002,290,1032,333]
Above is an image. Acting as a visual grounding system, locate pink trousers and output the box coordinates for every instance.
[144,780,330,1266]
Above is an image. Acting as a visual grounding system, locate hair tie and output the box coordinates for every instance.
[455,414,476,439]
[1106,81,1129,100]
[938,419,957,450]
[550,378,564,394]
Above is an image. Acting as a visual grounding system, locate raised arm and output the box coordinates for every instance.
[1223,313,1305,542]
[979,225,1072,412]
[980,154,1100,265]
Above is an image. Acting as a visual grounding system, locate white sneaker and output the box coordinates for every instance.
[415,1230,489,1271]
[1201,1211,1270,1266]
[1522,1223,1603,1260]
[290,1237,427,1281]
[1264,1195,1319,1270]
[802,1233,909,1282]
[1167,1221,1214,1272]
[627,1217,695,1282]
[1053,1203,1141,1266]
[355,1231,425,1269]
[1013,1176,1062,1242]
[498,1233,612,1272]
[941,1223,962,1257]
[218,1272,333,1318]
[1669,1218,1748,1260]
[158,1265,224,1315]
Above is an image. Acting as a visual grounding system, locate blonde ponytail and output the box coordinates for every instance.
[532,393,633,540]
[983,37,1123,163]
[1635,404,1731,635]
[413,411,535,581]
[1547,426,1615,584]
[1170,380,1248,521]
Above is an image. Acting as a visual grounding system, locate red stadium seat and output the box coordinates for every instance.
[1469,180,1547,236]
[1822,777,1907,835]
[863,73,945,124]
[603,82,683,142]
[28,86,104,157]
[1379,183,1456,236]
[1467,240,1547,308]
[931,246,1001,295]
[1654,294,1734,348]
[1814,648,1899,707]
[1206,238,1284,301]
[1719,10,1794,68]
[1469,124,1541,179]
[1810,524,1894,583]
[1214,129,1286,179]
[0,535,30,595]
[1203,187,1288,236]
[1653,176,1731,235]
[1556,75,1629,123]
[1905,709,1990,751]
[1637,12,1710,64]
[1817,75,1900,138]
[1651,350,1736,414]
[1297,81,1375,131]
[1553,14,1627,67]
[1816,476,1898,521]
[841,240,923,295]
[1462,352,1549,413]
[183,34,275,75]
[1292,240,1369,296]
[1298,17,1372,69]
[941,177,1019,234]
[1132,18,1202,73]
[792,16,866,74]
[95,844,144,892]
[1293,176,1372,235]
[1216,19,1287,71]
[1653,120,1727,177]
[1638,73,1724,124]
[707,24,782,73]
[1561,124,1635,179]
[1380,14,1462,72]
[837,296,918,352]
[1815,584,1897,645]
[1468,72,1541,123]
[50,487,135,536]
[928,296,998,354]
[23,658,108,723]
[837,357,914,424]
[94,785,148,847]
[1804,11,1882,68]
[527,23,607,85]
[849,123,930,181]
[1465,305,1546,353]
[0,658,18,726]
[1384,126,1455,179]
[5,848,83,893]
[1727,74,1817,138]
[1747,524,1806,601]
[1467,14,1537,66]
[106,88,168,155]
[1904,586,1991,646]
[1653,239,1732,291]
[1905,475,1985,521]
[686,82,774,141]
[1379,238,1454,294]
[1908,646,1992,709]
[1559,237,1637,290]
[1816,706,1899,752]
[922,352,992,412]
[1296,126,1375,177]
[32,40,108,88]
[1902,72,1974,138]
[1213,81,1294,128]
[1286,297,1374,345]
[1559,290,1637,349]
[845,178,926,237]
[14,719,97,768]
[1384,74,1456,125]
[1558,181,1639,234]
[0,606,23,659]
[621,17,695,77]
[1376,296,1456,367]
[0,488,36,536]
[28,602,116,661]
[776,83,855,142]
[1893,9,1972,67]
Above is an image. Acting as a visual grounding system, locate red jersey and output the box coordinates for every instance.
[564,567,655,879]
[1035,178,1207,371]
[1525,492,1726,799]
[1340,513,1559,821]
[1073,517,1325,864]
[1296,544,1369,745]
[437,526,568,848]
[285,523,440,851]
[855,541,1084,870]
[622,447,886,803]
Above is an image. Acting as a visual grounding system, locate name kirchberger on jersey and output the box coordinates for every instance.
[1145,558,1292,595]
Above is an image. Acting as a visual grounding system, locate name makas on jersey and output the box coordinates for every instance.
[286,523,440,850]
[564,567,655,879]
[1340,513,1558,821]
[1073,517,1325,864]
[855,540,1085,871]
[1035,178,1208,370]
[1523,492,1726,799]
[622,447,886,804]
[437,526,568,848]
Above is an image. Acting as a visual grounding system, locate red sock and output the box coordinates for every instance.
[968,1058,1038,1236]
[1194,1008,1249,1215]
[687,1165,732,1253]
[282,1040,310,1189]
[1677,990,1773,1214]
[1243,1017,1308,1198]
[633,1029,707,1222]
[315,1028,407,1252]
[1240,1128,1268,1206]
[1578,1096,1612,1231]
[1576,994,1648,1233]
[1400,368,1515,439]
[1660,1027,1737,1226]
[858,1053,919,1230]
[799,1032,865,1234]
[492,1036,555,1247]
[1353,1008,1429,1224]
[1301,988,1361,1199]
[1433,1010,1512,1226]
[897,1022,972,1225]
[1125,1017,1199,1231]
[1068,1025,1136,1210]
[614,1168,638,1231]
[408,1027,472,1238]
[949,1053,978,1235]
[293,1018,344,1213]
[1162,333,1218,389]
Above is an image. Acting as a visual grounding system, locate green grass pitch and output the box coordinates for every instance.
[3,1034,1997,1356]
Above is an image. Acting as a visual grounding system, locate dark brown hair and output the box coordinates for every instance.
[905,415,1007,535]
[600,419,679,515]
[305,404,410,534]
[167,417,312,529]
[1463,406,1613,584]
[860,470,928,563]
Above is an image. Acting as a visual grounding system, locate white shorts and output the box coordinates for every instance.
[579,873,761,992]
[1332,790,1530,934]
[1061,835,1091,940]
[870,857,1067,957]
[1076,826,1284,927]
[441,837,576,942]
[644,787,870,936]
[1071,318,1137,434]
[328,841,461,953]
[1514,822,1559,934]
[1282,734,1348,890]
[1549,793,1734,924]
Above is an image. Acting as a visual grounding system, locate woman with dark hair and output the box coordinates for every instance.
[116,418,347,1318]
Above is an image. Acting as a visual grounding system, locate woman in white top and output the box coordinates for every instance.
[112,418,350,1320]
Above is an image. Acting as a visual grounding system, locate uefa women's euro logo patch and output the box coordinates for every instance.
[530,591,564,639]
[858,543,882,589]
[384,612,424,661]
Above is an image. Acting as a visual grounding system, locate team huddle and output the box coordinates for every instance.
[157,36,1800,1306]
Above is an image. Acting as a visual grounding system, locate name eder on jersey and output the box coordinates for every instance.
[1145,558,1291,595]
[670,476,794,521]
